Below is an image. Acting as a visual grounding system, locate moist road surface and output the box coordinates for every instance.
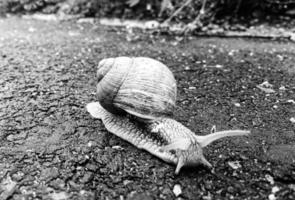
[0,16,294,200]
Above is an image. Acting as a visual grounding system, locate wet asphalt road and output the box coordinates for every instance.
[0,16,295,200]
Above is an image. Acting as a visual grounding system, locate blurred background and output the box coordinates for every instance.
[1,0,295,31]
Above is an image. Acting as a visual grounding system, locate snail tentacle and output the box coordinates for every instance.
[195,130,251,148]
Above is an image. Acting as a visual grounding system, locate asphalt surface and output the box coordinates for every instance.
[0,16,294,200]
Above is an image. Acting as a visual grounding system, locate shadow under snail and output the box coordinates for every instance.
[87,57,250,174]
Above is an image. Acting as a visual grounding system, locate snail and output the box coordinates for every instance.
[87,57,250,174]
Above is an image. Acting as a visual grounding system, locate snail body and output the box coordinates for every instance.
[87,102,249,174]
[87,57,250,174]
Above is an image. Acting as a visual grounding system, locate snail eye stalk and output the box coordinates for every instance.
[195,130,251,148]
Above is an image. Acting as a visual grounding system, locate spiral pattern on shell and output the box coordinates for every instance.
[96,57,177,120]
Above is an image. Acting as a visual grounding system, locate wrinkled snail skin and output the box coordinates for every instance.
[87,102,250,174]
[87,57,250,174]
[87,102,178,161]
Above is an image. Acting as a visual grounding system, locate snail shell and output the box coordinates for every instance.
[96,57,177,120]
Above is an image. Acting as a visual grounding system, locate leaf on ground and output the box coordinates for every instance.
[257,85,275,93]
[265,174,274,185]
[257,81,275,93]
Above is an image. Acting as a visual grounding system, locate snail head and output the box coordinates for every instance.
[174,142,212,175]
[161,129,250,174]
[160,139,212,174]
[175,129,251,174]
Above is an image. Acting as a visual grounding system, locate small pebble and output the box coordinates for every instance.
[112,145,124,150]
[271,186,280,194]
[279,86,286,90]
[228,50,235,56]
[289,184,295,191]
[123,180,132,185]
[202,193,212,200]
[276,55,284,61]
[215,64,223,68]
[287,99,295,104]
[268,194,276,200]
[234,103,241,107]
[28,27,36,32]
[173,184,182,197]
[228,161,241,169]
[87,141,93,147]
[265,174,274,185]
